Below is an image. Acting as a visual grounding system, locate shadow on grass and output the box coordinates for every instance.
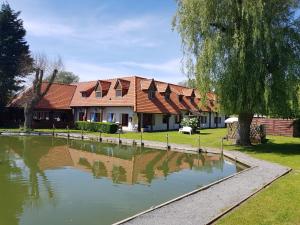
[227,139,300,156]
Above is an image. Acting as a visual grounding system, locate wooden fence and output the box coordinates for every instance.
[252,118,299,137]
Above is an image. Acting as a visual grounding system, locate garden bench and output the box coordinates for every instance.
[178,126,192,135]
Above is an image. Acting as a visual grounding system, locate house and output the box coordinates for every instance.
[8,83,76,128]
[70,76,225,131]
[7,75,225,131]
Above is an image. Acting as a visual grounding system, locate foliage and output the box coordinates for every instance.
[0,3,33,107]
[45,71,79,84]
[173,0,300,144]
[74,121,118,134]
[177,79,197,88]
[180,117,198,130]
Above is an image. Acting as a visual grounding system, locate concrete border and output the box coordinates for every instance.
[0,131,291,225]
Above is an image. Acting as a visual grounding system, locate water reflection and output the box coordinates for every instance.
[36,139,225,185]
[0,136,240,225]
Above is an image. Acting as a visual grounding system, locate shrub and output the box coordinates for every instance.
[180,117,198,131]
[75,121,118,134]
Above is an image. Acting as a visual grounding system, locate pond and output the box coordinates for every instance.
[0,136,245,225]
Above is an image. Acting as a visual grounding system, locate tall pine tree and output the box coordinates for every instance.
[0,3,33,107]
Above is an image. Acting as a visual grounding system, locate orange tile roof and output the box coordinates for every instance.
[70,77,136,107]
[9,83,76,110]
[9,75,218,113]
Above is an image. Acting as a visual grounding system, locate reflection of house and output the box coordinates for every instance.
[38,145,223,185]
[7,76,225,130]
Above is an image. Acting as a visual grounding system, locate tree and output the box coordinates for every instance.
[0,3,33,107]
[173,0,300,145]
[177,79,196,88]
[45,71,79,84]
[24,55,61,130]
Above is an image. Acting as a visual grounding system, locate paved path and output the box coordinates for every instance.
[1,131,291,225]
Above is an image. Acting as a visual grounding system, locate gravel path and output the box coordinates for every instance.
[116,151,290,225]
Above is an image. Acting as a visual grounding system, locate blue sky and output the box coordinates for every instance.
[7,0,185,83]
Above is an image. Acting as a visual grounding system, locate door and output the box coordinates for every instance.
[121,114,129,126]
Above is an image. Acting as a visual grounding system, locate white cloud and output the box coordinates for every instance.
[24,19,75,37]
[120,58,181,73]
[65,60,129,81]
[23,15,160,48]
[65,58,185,83]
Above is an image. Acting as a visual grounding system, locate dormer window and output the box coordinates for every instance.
[178,95,183,102]
[116,89,122,97]
[81,92,87,98]
[95,91,102,98]
[148,90,155,99]
[190,97,195,104]
[114,79,130,98]
[165,91,170,100]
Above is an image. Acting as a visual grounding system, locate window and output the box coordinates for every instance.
[162,115,169,124]
[190,97,195,104]
[33,111,49,120]
[81,92,87,98]
[200,116,207,124]
[214,117,221,124]
[178,95,183,103]
[116,89,122,97]
[165,92,170,100]
[95,91,102,98]
[107,113,116,122]
[148,90,155,99]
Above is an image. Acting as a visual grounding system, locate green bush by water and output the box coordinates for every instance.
[75,121,118,133]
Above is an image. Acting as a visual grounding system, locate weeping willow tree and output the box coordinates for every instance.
[173,0,300,145]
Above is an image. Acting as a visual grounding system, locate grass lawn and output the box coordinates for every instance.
[1,127,299,224]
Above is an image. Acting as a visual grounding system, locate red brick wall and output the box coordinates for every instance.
[252,118,296,137]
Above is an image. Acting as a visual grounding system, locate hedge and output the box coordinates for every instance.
[75,121,118,134]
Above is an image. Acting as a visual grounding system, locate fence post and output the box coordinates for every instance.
[67,125,70,139]
[221,137,224,154]
[118,129,122,144]
[166,133,170,150]
[198,131,202,152]
[99,130,102,142]
[140,128,144,147]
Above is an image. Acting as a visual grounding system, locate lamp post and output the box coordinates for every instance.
[52,123,55,136]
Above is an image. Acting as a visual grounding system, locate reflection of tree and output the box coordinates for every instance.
[78,157,92,169]
[1,136,60,216]
[0,150,29,225]
[184,154,195,169]
[92,161,107,178]
[143,151,166,183]
[112,166,126,183]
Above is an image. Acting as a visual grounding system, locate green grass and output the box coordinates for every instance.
[1,127,300,224]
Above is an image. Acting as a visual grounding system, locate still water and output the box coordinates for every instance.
[0,136,244,225]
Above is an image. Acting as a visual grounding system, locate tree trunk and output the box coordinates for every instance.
[237,112,254,146]
[24,104,34,131]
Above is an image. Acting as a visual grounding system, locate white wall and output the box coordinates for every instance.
[151,114,180,131]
